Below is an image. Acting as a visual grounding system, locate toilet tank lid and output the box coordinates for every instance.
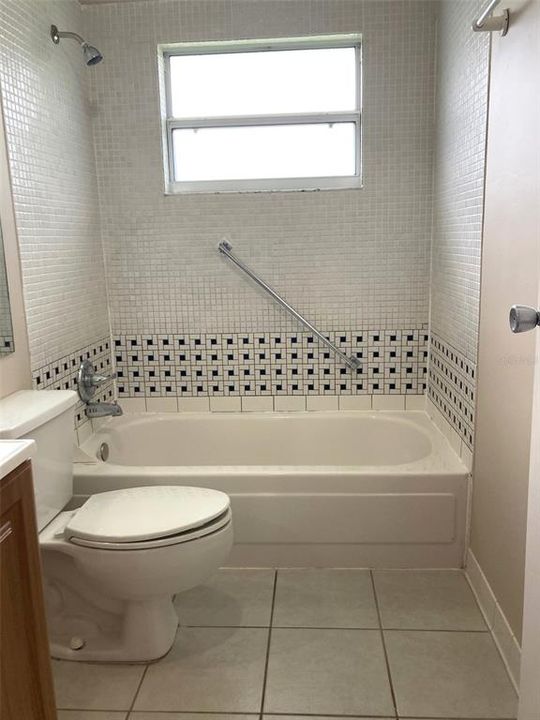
[0,390,78,439]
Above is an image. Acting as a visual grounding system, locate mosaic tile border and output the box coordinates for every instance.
[0,334,14,353]
[32,337,114,429]
[428,333,476,448]
[113,328,428,399]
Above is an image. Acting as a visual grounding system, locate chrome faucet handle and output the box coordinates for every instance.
[77,359,117,403]
[90,371,117,385]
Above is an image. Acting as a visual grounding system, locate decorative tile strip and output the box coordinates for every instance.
[32,337,113,428]
[428,332,476,448]
[113,328,428,399]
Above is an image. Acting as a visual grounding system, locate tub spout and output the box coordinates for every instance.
[85,401,123,418]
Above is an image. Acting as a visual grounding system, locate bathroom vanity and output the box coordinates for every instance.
[0,442,57,720]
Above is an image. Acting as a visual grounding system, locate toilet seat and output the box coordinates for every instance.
[69,507,232,550]
[64,485,231,549]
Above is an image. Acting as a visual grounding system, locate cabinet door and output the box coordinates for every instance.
[0,461,57,720]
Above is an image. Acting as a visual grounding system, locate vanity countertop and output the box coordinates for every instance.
[0,439,36,481]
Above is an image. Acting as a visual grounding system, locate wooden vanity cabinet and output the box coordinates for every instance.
[0,460,57,720]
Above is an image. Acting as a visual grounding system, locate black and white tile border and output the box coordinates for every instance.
[428,333,476,449]
[32,337,114,429]
[113,328,428,400]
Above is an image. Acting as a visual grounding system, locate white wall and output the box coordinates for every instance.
[427,0,490,449]
[83,0,437,402]
[0,0,110,370]
[0,0,113,426]
[472,0,540,643]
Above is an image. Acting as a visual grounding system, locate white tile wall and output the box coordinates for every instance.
[428,0,489,445]
[84,0,437,339]
[0,0,111,375]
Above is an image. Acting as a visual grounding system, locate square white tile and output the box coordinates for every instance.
[373,570,486,630]
[134,627,268,712]
[53,660,145,710]
[273,569,378,628]
[385,630,518,718]
[175,569,275,627]
[263,628,394,716]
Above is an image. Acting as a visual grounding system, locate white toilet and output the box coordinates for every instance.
[0,390,233,662]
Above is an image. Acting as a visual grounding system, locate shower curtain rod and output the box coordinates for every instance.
[217,240,361,371]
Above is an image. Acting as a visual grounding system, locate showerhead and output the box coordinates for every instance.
[50,25,103,66]
[82,43,103,66]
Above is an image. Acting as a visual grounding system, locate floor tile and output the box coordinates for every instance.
[58,714,126,720]
[265,717,395,720]
[263,628,394,716]
[373,570,486,630]
[133,627,268,712]
[130,715,257,720]
[273,569,378,628]
[175,569,275,627]
[53,660,145,710]
[385,630,518,718]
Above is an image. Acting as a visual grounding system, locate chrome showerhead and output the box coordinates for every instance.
[82,43,103,66]
[50,25,103,66]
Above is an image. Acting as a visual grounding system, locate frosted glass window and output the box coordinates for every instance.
[172,123,356,181]
[169,48,357,118]
[162,36,362,192]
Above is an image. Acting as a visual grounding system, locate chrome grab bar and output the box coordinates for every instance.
[472,0,509,35]
[218,240,361,371]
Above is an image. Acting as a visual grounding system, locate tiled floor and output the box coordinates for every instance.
[54,569,518,720]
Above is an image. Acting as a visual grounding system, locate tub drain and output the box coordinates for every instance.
[98,442,109,462]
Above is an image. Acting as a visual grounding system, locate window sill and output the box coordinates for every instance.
[164,177,363,196]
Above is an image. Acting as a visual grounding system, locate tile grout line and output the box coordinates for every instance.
[258,568,279,720]
[181,623,490,633]
[125,662,149,718]
[369,570,398,718]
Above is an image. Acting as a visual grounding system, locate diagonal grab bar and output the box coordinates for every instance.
[218,240,361,371]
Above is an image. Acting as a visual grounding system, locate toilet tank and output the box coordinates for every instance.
[0,390,78,530]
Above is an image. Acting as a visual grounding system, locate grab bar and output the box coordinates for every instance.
[472,0,509,35]
[218,240,361,371]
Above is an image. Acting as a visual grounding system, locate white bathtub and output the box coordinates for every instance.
[74,411,470,567]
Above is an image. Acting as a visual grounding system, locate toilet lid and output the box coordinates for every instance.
[65,486,230,544]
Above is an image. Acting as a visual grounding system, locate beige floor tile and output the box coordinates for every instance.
[264,716,395,720]
[175,569,275,627]
[273,569,378,628]
[373,570,486,630]
[263,628,394,716]
[53,660,145,711]
[133,627,268,712]
[385,630,518,718]
[130,715,257,720]
[58,713,126,720]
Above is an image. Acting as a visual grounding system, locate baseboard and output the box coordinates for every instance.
[465,548,521,692]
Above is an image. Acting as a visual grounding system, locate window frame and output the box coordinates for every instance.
[160,34,363,194]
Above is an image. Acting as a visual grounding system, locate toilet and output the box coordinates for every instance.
[0,390,233,663]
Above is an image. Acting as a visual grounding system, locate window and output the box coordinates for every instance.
[161,35,362,193]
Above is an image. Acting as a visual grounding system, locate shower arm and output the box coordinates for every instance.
[51,26,85,46]
[218,240,361,371]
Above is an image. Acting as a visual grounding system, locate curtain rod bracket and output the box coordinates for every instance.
[472,0,509,36]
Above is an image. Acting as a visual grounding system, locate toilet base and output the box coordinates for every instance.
[48,594,179,663]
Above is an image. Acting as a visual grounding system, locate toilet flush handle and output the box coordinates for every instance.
[509,305,540,333]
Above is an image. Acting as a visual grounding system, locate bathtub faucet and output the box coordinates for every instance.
[85,401,123,418]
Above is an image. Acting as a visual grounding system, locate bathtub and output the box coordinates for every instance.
[74,410,470,568]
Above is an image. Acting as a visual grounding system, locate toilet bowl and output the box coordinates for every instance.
[0,390,233,662]
[40,485,233,662]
